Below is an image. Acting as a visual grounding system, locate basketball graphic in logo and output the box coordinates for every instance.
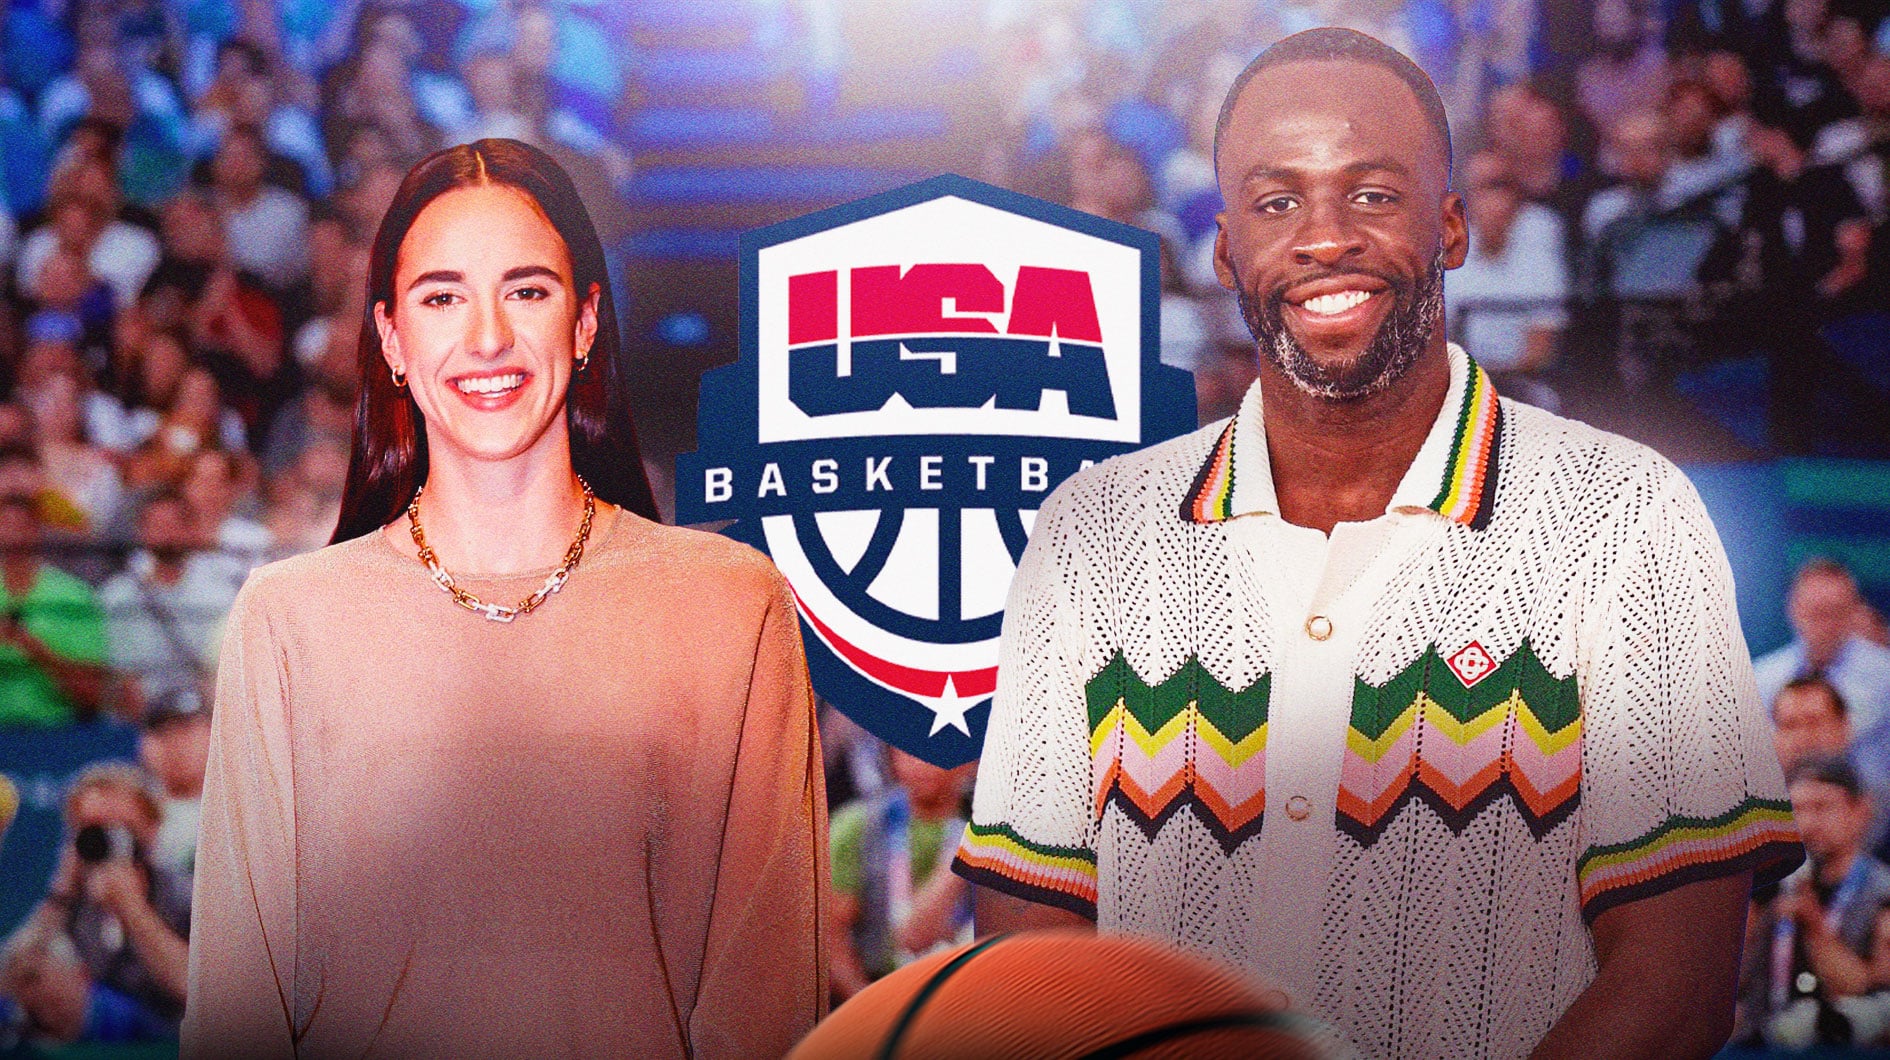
[678,176,1196,767]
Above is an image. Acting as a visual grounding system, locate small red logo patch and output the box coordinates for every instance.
[1446,642,1497,688]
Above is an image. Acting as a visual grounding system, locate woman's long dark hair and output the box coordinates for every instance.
[331,138,658,543]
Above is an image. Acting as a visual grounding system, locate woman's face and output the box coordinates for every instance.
[374,183,598,471]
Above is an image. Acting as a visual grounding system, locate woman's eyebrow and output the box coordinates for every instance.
[407,269,462,289]
[405,265,564,290]
[502,265,563,283]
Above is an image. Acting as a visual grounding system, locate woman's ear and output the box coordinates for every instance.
[373,300,403,375]
[574,283,600,360]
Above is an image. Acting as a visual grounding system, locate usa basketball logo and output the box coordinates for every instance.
[678,175,1196,767]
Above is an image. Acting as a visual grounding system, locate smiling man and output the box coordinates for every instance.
[953,28,1804,1060]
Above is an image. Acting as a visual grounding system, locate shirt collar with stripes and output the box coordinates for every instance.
[1182,343,1503,530]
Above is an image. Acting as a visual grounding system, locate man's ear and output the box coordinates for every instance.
[1441,191,1469,270]
[1211,215,1237,291]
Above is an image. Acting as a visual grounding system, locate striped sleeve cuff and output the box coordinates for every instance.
[950,821,1098,920]
[1576,798,1804,922]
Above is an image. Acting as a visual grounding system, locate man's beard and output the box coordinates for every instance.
[1235,248,1446,402]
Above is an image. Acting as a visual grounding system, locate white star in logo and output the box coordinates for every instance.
[922,675,978,737]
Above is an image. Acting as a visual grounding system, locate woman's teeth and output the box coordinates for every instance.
[454,373,525,395]
[1300,290,1372,316]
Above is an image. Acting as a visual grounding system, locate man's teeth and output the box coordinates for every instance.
[1300,290,1372,316]
[454,373,525,395]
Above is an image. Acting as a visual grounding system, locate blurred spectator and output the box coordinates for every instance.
[1749,0,1860,149]
[180,447,271,575]
[1483,81,1598,269]
[113,327,246,460]
[260,435,346,560]
[1776,676,1862,776]
[98,489,238,705]
[321,18,444,165]
[21,763,188,1035]
[1583,106,1678,243]
[209,123,311,291]
[123,367,241,492]
[1806,52,1882,309]
[1741,757,1890,1048]
[1772,675,1890,843]
[1158,237,1213,371]
[23,370,124,535]
[1811,53,1889,246]
[0,443,85,535]
[24,244,115,373]
[1575,0,1671,135]
[1703,49,1760,162]
[156,191,291,440]
[190,38,331,199]
[1756,558,1890,737]
[453,49,535,145]
[1066,127,1188,250]
[283,209,366,372]
[0,487,107,725]
[828,748,975,1001]
[37,39,185,159]
[1861,605,1890,651]
[136,685,211,879]
[1695,109,1887,452]
[15,176,162,315]
[1446,150,1569,408]
[0,924,171,1046]
[262,347,355,479]
[1662,78,1748,225]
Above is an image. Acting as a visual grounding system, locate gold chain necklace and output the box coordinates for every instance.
[406,477,595,623]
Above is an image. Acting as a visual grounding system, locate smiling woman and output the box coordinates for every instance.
[181,140,829,1059]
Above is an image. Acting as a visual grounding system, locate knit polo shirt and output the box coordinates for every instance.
[953,344,1803,1060]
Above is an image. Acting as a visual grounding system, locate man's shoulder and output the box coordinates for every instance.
[1039,418,1228,523]
[1852,854,1890,905]
[1496,398,1698,516]
[1843,637,1890,682]
[29,563,100,606]
[1752,641,1803,679]
[95,571,141,609]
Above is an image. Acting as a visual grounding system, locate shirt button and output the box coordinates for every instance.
[1285,795,1312,820]
[1305,615,1333,641]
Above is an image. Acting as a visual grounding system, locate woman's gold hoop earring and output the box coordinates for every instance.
[391,365,407,389]
[575,349,591,374]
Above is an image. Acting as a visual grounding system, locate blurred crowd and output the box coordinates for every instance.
[0,0,636,1046]
[0,0,1885,1051]
[975,0,1890,447]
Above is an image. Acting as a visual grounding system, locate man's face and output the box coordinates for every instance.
[1790,777,1869,866]
[1773,684,1850,771]
[1212,60,1465,401]
[139,716,211,798]
[1790,570,1860,664]
[138,499,195,565]
[1608,113,1672,187]
[68,786,156,848]
[212,134,266,193]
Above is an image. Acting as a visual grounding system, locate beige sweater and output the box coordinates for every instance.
[182,513,828,1059]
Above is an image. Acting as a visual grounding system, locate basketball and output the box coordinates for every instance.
[790,930,1335,1059]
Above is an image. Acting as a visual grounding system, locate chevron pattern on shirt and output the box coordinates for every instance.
[1085,651,1271,853]
[1341,639,1581,847]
